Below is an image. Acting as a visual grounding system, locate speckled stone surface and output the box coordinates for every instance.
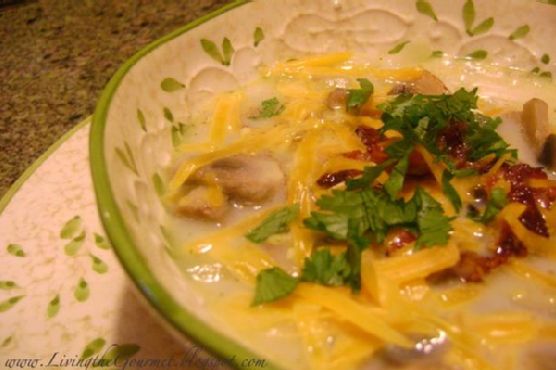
[0,0,229,197]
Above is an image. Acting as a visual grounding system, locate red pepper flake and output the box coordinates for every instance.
[519,205,549,238]
[316,169,363,189]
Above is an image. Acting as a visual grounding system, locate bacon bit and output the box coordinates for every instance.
[355,126,383,146]
[407,149,431,177]
[497,163,551,237]
[497,221,528,257]
[519,205,549,238]
[385,229,416,256]
[316,169,363,188]
[436,121,469,161]
[472,185,488,203]
[533,186,556,209]
[509,184,536,207]
[450,222,527,282]
[503,163,548,184]
[451,252,492,283]
[343,150,372,161]
[354,126,389,164]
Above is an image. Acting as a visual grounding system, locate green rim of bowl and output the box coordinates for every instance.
[90,2,282,369]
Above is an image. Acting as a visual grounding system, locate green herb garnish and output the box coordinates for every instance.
[480,187,508,223]
[300,249,351,286]
[441,170,462,213]
[346,78,374,113]
[250,97,286,119]
[252,267,298,306]
[246,205,299,243]
[379,88,513,164]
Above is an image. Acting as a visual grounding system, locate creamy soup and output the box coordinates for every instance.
[162,51,556,370]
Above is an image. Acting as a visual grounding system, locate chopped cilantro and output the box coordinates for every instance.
[303,212,349,240]
[379,88,514,162]
[412,188,452,249]
[384,151,410,199]
[300,249,351,286]
[246,205,299,243]
[480,187,508,223]
[441,170,462,213]
[346,160,393,190]
[346,78,374,113]
[466,116,511,160]
[251,97,285,119]
[304,178,453,289]
[252,267,297,306]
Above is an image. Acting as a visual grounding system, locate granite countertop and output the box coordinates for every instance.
[0,0,229,197]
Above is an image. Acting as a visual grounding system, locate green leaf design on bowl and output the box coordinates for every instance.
[222,37,234,66]
[471,17,494,36]
[160,225,173,246]
[541,53,551,64]
[463,0,494,36]
[64,231,86,256]
[6,244,25,257]
[509,25,530,40]
[416,0,437,21]
[0,281,18,290]
[102,343,141,362]
[171,122,191,148]
[431,50,444,58]
[47,294,60,318]
[161,77,186,92]
[94,233,111,250]
[1,336,12,347]
[74,278,90,302]
[152,173,165,197]
[467,49,488,60]
[126,200,139,221]
[388,41,410,54]
[90,254,109,274]
[163,107,174,123]
[462,0,475,32]
[137,108,147,131]
[201,38,224,64]
[200,38,235,66]
[81,337,106,359]
[115,142,138,175]
[60,216,83,239]
[254,26,264,47]
[0,296,24,312]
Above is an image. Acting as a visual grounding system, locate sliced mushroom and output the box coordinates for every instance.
[192,154,285,204]
[389,70,448,96]
[326,88,348,110]
[538,134,556,170]
[522,98,550,156]
[362,333,451,370]
[174,185,230,221]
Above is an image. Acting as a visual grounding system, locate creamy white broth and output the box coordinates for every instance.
[163,53,556,370]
